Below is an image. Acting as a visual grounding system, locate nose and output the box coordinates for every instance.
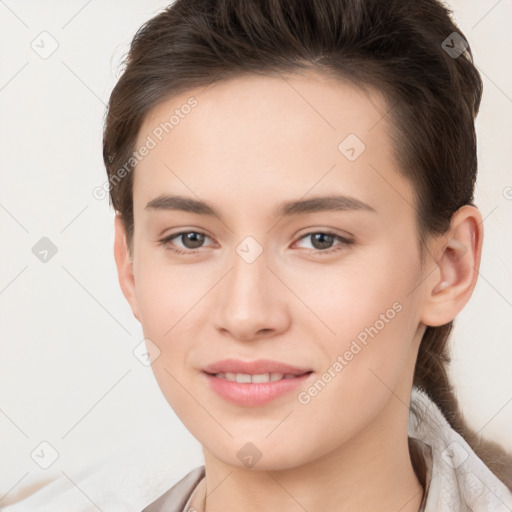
[212,246,291,341]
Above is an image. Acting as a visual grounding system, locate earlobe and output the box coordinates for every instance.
[421,205,483,327]
[113,214,141,322]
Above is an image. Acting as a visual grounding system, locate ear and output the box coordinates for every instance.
[113,214,141,322]
[420,205,483,327]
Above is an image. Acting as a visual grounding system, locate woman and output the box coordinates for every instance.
[100,0,512,510]
[5,1,506,511]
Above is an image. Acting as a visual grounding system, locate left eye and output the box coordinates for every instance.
[294,232,352,253]
[158,230,353,255]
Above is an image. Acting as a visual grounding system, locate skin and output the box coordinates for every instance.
[114,70,483,512]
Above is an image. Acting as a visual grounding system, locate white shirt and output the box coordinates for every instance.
[3,386,511,511]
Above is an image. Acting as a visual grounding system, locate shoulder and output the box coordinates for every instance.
[2,454,204,512]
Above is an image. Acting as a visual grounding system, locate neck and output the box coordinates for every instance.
[197,394,424,512]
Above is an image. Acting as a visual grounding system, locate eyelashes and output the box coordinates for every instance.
[158,230,354,257]
[159,231,214,255]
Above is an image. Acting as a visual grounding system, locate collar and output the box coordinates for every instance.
[408,386,512,511]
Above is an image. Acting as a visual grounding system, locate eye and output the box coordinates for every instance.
[158,230,215,255]
[293,231,354,255]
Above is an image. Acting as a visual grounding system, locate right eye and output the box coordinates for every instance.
[158,230,215,255]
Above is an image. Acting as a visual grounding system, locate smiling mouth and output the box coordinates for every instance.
[202,369,315,406]
[206,371,313,383]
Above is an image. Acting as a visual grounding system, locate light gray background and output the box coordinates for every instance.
[1,0,511,506]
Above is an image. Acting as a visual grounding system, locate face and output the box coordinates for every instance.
[118,70,429,470]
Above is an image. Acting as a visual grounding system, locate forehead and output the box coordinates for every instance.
[132,70,413,221]
[138,70,388,148]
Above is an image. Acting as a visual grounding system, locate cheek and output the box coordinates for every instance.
[291,246,419,382]
[287,269,417,459]
[134,253,206,332]
[133,260,202,399]
[288,248,416,336]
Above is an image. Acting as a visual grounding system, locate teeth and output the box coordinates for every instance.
[215,372,298,383]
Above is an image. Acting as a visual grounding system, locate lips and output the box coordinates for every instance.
[202,358,312,376]
[201,358,314,406]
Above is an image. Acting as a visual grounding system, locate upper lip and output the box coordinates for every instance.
[202,358,312,376]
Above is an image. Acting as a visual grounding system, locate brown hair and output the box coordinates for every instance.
[103,0,512,489]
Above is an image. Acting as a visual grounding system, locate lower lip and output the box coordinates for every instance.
[202,372,314,407]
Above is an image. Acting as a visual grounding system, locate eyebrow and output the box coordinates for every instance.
[145,194,376,217]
